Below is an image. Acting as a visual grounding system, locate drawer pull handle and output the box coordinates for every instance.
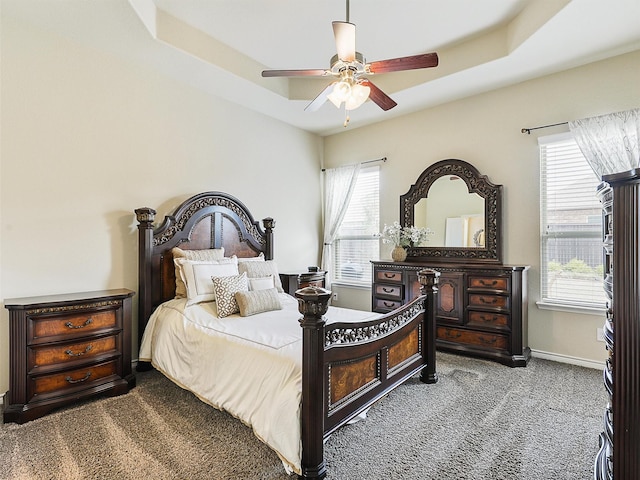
[479,336,498,345]
[65,317,93,329]
[445,331,462,339]
[478,315,498,323]
[383,273,396,279]
[382,287,395,293]
[383,301,396,308]
[479,280,499,287]
[65,371,92,384]
[65,345,93,357]
[479,298,498,305]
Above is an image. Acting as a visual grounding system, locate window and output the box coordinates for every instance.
[332,165,380,285]
[539,132,606,310]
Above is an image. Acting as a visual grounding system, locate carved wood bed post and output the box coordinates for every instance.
[135,207,156,346]
[262,217,275,261]
[418,268,440,384]
[296,286,331,480]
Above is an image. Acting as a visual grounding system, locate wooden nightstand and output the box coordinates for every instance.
[280,270,326,296]
[3,289,135,423]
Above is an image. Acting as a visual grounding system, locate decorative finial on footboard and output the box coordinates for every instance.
[418,268,439,384]
[135,207,156,226]
[262,217,275,260]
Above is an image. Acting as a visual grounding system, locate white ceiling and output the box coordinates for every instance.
[3,0,640,136]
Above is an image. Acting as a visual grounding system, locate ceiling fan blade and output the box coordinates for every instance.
[262,69,329,78]
[368,52,439,74]
[332,21,356,62]
[359,80,397,111]
[304,83,335,112]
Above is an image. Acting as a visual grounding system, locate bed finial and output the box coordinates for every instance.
[135,207,156,225]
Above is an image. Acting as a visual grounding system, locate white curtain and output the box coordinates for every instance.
[321,163,361,289]
[569,108,640,178]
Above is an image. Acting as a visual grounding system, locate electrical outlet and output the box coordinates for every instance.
[332,292,338,302]
[597,327,605,342]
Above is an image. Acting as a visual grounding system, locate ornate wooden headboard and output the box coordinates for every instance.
[135,191,274,345]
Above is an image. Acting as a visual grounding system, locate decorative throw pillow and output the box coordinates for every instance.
[238,260,284,293]
[235,288,283,317]
[172,247,225,298]
[212,273,248,317]
[237,253,265,263]
[248,275,275,291]
[175,257,238,306]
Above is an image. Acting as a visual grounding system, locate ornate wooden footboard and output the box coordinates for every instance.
[296,270,439,479]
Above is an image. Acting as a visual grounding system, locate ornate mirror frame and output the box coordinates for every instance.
[400,159,503,264]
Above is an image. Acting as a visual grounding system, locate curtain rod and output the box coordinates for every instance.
[521,122,568,134]
[321,157,387,172]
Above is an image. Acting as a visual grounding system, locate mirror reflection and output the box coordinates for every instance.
[413,175,485,248]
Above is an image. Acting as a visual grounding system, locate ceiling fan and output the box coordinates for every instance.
[261,0,438,125]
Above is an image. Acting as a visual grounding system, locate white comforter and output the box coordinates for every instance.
[138,293,378,475]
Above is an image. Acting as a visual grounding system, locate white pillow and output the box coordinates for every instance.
[172,247,225,298]
[248,275,275,291]
[238,260,284,293]
[212,273,248,318]
[175,256,239,306]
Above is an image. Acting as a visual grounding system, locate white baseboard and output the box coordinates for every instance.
[531,349,605,370]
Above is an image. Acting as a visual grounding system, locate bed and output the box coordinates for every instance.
[134,191,439,479]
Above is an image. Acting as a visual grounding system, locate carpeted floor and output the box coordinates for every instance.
[0,352,605,480]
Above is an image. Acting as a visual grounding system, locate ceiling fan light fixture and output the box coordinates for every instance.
[327,80,352,108]
[345,83,370,110]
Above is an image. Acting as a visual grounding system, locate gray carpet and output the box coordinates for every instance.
[0,352,605,480]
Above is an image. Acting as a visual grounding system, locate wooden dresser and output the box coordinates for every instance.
[372,261,529,367]
[3,289,135,423]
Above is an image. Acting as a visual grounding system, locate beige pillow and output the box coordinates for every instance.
[237,253,265,263]
[235,288,283,317]
[238,260,283,293]
[212,273,248,318]
[172,247,225,298]
[175,257,238,306]
[248,275,275,291]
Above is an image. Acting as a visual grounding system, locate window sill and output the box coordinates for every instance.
[329,281,371,290]
[536,300,606,316]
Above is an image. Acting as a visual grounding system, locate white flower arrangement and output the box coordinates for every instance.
[379,221,433,248]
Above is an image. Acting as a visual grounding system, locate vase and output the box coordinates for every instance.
[391,245,407,262]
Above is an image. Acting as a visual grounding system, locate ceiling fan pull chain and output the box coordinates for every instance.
[343,108,350,128]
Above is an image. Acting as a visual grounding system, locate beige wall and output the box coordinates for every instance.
[326,49,640,366]
[0,17,323,394]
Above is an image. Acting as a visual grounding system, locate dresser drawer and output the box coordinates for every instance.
[29,360,119,401]
[29,309,118,343]
[374,283,403,300]
[28,334,118,371]
[468,276,509,291]
[373,297,403,312]
[437,326,509,351]
[468,294,509,309]
[467,311,510,330]
[375,269,403,283]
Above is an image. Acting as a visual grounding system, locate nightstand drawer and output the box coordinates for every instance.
[374,283,403,299]
[375,269,403,283]
[29,360,119,400]
[29,334,118,370]
[373,297,403,312]
[468,294,509,309]
[29,309,118,343]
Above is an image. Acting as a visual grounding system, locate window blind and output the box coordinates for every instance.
[333,166,380,285]
[539,133,605,307]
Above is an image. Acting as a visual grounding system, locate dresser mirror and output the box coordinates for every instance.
[400,159,502,263]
